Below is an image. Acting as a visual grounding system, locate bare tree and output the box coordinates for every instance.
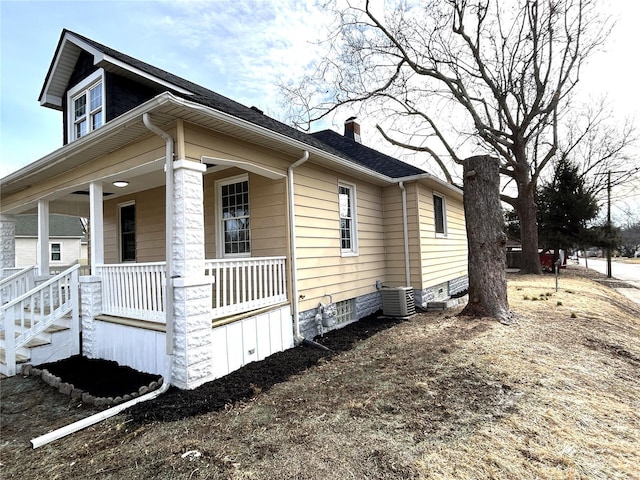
[461,155,512,323]
[556,100,638,202]
[284,0,611,274]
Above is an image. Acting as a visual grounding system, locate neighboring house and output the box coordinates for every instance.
[14,214,87,269]
[0,30,468,385]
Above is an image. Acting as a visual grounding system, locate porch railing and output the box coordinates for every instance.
[0,266,36,305]
[95,262,166,322]
[94,257,287,322]
[205,256,287,318]
[1,265,80,376]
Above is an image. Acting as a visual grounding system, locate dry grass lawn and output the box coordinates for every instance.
[2,267,639,479]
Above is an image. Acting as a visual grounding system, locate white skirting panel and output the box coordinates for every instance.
[93,321,166,377]
[211,305,293,380]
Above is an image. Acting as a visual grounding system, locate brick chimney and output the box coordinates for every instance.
[344,117,361,143]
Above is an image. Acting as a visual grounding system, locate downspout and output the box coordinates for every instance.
[30,113,176,449]
[398,182,411,287]
[30,383,169,448]
[143,113,175,360]
[288,150,309,343]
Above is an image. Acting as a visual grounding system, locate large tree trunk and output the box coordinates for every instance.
[514,170,543,274]
[460,156,513,324]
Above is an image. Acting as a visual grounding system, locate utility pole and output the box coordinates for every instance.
[607,171,612,278]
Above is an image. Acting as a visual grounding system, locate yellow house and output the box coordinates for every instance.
[0,30,467,386]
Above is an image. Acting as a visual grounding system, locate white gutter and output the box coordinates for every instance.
[31,373,170,449]
[142,113,174,358]
[288,150,309,342]
[2,92,394,192]
[29,114,176,449]
[154,93,393,185]
[395,173,463,197]
[398,181,411,287]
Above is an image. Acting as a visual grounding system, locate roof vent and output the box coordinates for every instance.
[250,106,264,114]
[344,117,361,143]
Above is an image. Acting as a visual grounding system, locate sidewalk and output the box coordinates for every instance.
[573,260,640,306]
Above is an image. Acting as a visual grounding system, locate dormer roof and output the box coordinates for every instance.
[38,29,195,109]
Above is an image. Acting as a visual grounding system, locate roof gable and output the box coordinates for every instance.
[39,29,194,109]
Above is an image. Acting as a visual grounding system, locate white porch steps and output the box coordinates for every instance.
[0,315,73,377]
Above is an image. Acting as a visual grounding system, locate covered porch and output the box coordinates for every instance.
[1,112,300,388]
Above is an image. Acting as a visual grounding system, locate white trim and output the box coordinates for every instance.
[67,69,104,141]
[433,191,448,237]
[338,180,359,256]
[215,174,251,258]
[117,200,136,263]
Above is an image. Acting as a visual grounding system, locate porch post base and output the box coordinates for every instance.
[79,276,103,358]
[0,214,16,276]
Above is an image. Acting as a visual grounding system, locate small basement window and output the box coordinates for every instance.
[335,299,354,324]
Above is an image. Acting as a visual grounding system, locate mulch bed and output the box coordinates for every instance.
[32,312,408,424]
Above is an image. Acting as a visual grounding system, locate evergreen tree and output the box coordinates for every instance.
[537,158,599,264]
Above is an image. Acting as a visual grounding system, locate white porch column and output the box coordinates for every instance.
[170,160,213,390]
[89,182,104,274]
[0,214,16,276]
[37,200,50,276]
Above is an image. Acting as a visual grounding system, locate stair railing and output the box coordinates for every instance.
[0,266,35,305]
[1,264,80,376]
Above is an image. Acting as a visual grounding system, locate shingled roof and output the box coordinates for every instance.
[311,130,426,178]
[41,30,428,181]
[15,214,85,238]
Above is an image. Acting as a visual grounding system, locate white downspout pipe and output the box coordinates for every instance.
[30,382,169,448]
[288,150,309,343]
[143,113,175,359]
[398,181,411,287]
[30,114,176,449]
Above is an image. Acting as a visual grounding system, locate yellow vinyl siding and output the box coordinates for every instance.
[383,181,467,291]
[202,168,287,260]
[184,123,291,174]
[103,187,166,263]
[416,184,467,286]
[293,163,386,313]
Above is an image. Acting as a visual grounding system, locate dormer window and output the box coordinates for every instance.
[67,70,104,140]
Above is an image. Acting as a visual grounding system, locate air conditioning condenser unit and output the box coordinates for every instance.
[381,286,416,318]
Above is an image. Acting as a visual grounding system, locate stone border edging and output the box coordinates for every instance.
[20,363,163,408]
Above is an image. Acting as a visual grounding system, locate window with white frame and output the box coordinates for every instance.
[338,182,358,255]
[119,202,136,262]
[68,70,104,140]
[50,243,61,262]
[433,193,447,236]
[217,175,250,256]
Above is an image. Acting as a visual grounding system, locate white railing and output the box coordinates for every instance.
[1,265,80,377]
[95,262,166,322]
[0,266,36,306]
[1,266,28,280]
[205,256,287,318]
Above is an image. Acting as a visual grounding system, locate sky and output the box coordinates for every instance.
[1,0,639,220]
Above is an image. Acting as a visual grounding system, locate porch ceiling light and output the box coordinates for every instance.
[112,180,129,188]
